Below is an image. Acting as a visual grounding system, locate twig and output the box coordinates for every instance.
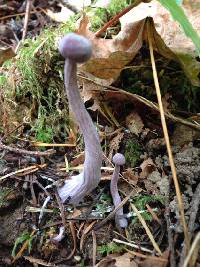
[164,178,176,267]
[0,8,43,21]
[0,164,46,182]
[113,238,153,253]
[130,203,162,255]
[92,230,97,266]
[179,182,200,266]
[22,0,33,41]
[79,75,200,131]
[95,0,141,37]
[38,196,51,224]
[0,142,55,157]
[1,122,25,142]
[147,18,190,250]
[55,192,66,227]
[125,248,168,262]
[182,232,200,267]
[188,183,200,233]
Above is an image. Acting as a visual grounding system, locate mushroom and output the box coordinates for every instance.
[110,153,128,228]
[57,33,103,204]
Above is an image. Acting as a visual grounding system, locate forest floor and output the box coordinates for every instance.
[0,1,200,267]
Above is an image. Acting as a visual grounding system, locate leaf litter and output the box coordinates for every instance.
[0,0,200,266]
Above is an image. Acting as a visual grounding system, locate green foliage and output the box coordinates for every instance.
[158,0,200,55]
[132,195,165,210]
[97,242,124,255]
[94,193,112,217]
[12,231,35,257]
[130,195,164,223]
[125,140,143,168]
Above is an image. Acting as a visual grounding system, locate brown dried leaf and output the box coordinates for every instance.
[108,131,124,161]
[138,249,169,267]
[140,158,156,179]
[78,0,200,88]
[0,47,15,66]
[123,168,139,186]
[95,253,138,267]
[77,14,145,84]
[126,112,144,136]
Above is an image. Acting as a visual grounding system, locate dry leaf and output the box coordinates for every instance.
[95,253,138,267]
[126,112,144,136]
[140,158,156,179]
[120,0,200,85]
[77,12,145,85]
[77,0,200,87]
[0,47,15,66]
[138,249,169,267]
[108,131,124,161]
[171,122,200,146]
[123,168,139,186]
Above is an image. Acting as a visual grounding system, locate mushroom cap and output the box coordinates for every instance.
[58,33,92,63]
[112,153,125,166]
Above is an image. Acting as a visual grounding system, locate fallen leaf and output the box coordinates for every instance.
[138,249,169,267]
[0,47,15,66]
[123,168,139,186]
[95,253,138,267]
[77,0,200,88]
[108,131,124,161]
[139,158,156,179]
[126,112,144,136]
[77,11,145,84]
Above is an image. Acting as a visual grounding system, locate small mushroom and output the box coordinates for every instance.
[110,153,128,228]
[57,33,103,204]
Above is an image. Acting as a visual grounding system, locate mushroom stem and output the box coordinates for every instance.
[110,153,128,228]
[57,34,102,204]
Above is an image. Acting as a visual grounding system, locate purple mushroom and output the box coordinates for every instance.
[110,153,128,228]
[57,33,103,204]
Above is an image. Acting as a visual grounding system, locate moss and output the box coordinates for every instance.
[125,140,143,167]
[89,0,135,32]
[0,1,133,142]
[1,16,78,142]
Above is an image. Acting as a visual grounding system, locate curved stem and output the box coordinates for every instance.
[58,59,102,204]
[110,165,127,228]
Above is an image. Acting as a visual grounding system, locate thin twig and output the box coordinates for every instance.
[92,230,97,266]
[182,232,200,267]
[188,183,200,233]
[130,203,162,255]
[147,18,190,250]
[55,192,66,227]
[95,0,141,37]
[125,248,168,262]
[113,238,153,253]
[179,182,200,266]
[22,0,33,41]
[0,164,46,182]
[164,178,176,267]
[79,75,200,131]
[0,142,55,157]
